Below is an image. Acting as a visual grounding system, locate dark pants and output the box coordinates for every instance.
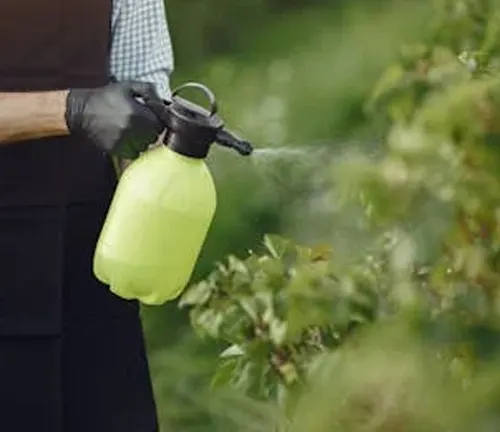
[0,201,158,431]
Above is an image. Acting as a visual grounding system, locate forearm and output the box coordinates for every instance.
[0,91,69,144]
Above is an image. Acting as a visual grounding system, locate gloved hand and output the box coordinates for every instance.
[65,80,165,159]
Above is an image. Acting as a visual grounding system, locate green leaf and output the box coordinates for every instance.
[220,344,245,358]
[269,318,288,346]
[211,357,241,390]
[220,304,253,345]
[310,244,333,262]
[192,309,224,338]
[278,362,299,385]
[228,255,249,276]
[263,235,292,258]
[238,296,260,322]
[179,281,213,308]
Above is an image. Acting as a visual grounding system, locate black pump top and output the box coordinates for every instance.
[146,82,253,159]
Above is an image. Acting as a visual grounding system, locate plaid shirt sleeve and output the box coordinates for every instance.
[109,0,174,100]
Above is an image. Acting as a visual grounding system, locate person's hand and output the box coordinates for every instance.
[64,80,165,159]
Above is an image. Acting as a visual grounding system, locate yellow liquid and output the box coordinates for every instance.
[93,146,217,305]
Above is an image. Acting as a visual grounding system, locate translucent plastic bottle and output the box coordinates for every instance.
[93,83,253,305]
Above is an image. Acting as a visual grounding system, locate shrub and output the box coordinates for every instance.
[180,0,500,429]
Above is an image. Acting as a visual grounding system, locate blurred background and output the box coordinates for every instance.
[140,0,468,430]
[143,1,428,430]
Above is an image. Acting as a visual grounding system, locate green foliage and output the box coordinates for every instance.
[180,235,384,402]
[176,0,500,429]
[354,0,500,317]
[287,320,500,432]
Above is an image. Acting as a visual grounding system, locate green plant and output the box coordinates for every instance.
[178,0,500,429]
[181,237,358,397]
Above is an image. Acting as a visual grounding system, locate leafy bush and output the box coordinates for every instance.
[180,236,381,400]
[178,0,500,429]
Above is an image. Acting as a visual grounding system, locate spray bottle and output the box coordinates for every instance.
[93,82,253,304]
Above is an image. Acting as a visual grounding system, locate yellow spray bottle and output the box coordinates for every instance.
[93,83,253,305]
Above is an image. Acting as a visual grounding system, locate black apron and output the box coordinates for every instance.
[0,169,159,431]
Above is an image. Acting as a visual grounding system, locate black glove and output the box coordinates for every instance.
[65,80,165,159]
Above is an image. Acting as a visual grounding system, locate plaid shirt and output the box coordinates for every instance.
[110,0,174,100]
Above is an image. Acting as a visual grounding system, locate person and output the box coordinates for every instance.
[0,0,174,431]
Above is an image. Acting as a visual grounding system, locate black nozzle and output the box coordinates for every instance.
[215,129,253,156]
[146,81,254,159]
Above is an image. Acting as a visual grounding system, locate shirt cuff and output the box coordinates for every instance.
[149,71,172,101]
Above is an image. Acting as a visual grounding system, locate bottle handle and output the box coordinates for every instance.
[171,82,218,117]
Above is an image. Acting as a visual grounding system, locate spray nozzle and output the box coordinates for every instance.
[215,129,253,156]
[147,82,254,159]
